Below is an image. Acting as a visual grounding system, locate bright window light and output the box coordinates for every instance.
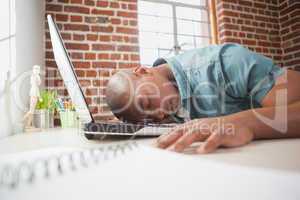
[169,0,207,6]
[138,0,211,66]
[0,0,16,87]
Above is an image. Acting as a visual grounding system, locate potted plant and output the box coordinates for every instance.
[34,90,57,129]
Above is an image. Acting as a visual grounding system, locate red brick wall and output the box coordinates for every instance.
[279,0,300,70]
[45,0,139,121]
[216,0,300,69]
[216,0,283,65]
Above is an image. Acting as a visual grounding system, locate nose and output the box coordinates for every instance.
[150,110,165,122]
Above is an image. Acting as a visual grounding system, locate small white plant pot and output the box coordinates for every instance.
[33,109,54,129]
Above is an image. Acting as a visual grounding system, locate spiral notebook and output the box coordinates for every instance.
[0,142,138,189]
[0,142,299,200]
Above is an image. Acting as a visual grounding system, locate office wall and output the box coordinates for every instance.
[216,0,283,66]
[279,0,300,70]
[45,0,140,121]
[15,0,45,106]
[216,0,300,69]
[0,0,45,138]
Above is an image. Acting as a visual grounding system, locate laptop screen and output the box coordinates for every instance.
[47,15,93,123]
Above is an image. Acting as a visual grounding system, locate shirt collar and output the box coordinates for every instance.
[164,57,191,103]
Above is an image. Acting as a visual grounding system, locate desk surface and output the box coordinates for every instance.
[0,128,299,173]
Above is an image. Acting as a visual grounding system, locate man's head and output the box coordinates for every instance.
[106,64,180,123]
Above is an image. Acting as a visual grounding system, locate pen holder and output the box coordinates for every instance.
[59,111,78,128]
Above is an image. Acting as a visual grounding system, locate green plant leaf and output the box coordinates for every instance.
[36,90,57,111]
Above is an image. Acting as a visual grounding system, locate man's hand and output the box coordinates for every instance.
[155,117,254,154]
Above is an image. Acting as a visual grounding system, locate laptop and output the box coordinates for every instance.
[47,15,176,139]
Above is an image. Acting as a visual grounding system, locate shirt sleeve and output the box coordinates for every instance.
[247,55,284,104]
[221,44,284,105]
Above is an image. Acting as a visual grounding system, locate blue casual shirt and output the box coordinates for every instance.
[159,43,284,121]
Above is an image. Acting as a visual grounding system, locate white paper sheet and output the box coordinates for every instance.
[0,144,299,200]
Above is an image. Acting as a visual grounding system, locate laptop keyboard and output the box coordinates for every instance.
[84,121,177,133]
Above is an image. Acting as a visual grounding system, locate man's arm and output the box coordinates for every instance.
[229,69,300,139]
[226,101,300,140]
[155,69,300,153]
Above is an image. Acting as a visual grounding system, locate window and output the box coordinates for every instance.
[0,0,15,89]
[138,0,211,66]
[0,0,15,138]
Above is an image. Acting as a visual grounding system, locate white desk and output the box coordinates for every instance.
[0,128,300,200]
[0,128,299,173]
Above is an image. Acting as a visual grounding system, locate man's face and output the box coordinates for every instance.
[130,67,180,123]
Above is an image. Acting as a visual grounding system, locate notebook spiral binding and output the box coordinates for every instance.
[0,142,138,190]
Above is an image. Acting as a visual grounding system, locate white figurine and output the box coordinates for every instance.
[23,65,42,132]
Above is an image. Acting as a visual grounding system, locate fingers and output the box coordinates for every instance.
[196,133,222,154]
[169,129,209,152]
[168,131,198,152]
[155,118,253,154]
[155,120,210,151]
[155,123,188,149]
[155,130,184,149]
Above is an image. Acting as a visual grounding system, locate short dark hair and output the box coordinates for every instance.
[152,58,167,67]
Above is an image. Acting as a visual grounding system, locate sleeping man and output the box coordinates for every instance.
[106,43,300,154]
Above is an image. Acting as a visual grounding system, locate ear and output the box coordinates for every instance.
[133,66,152,75]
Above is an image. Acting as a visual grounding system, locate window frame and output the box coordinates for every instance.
[138,0,214,65]
[0,0,16,89]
